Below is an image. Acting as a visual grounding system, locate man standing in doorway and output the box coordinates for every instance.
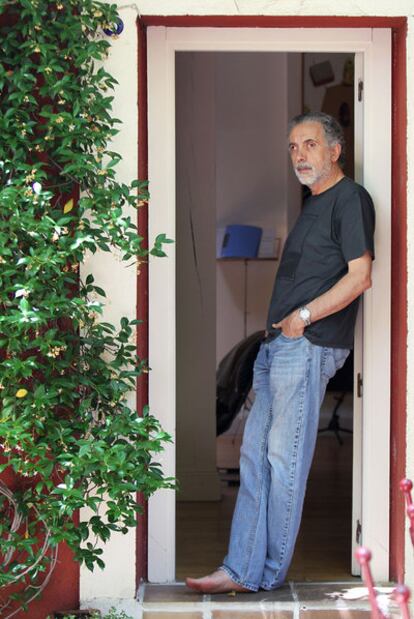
[186,112,375,593]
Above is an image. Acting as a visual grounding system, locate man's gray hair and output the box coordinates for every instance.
[288,111,346,169]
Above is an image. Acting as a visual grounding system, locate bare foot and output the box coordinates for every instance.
[185,569,251,593]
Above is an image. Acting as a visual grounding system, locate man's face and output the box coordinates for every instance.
[288,121,338,189]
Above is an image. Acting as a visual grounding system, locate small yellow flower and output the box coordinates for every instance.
[16,388,28,398]
[44,67,52,74]
[0,256,5,264]
[55,116,64,124]
[63,198,74,213]
[57,2,63,8]
[97,169,107,176]
[33,46,41,53]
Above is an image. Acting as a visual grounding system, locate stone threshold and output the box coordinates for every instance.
[140,581,402,618]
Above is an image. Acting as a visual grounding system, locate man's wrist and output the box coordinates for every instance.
[298,305,312,327]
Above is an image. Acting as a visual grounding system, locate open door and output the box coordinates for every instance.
[351,51,364,576]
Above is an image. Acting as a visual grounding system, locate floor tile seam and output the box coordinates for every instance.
[209,601,296,610]
[297,602,373,611]
[141,601,376,613]
[289,581,299,603]
[141,602,209,611]
[141,601,297,611]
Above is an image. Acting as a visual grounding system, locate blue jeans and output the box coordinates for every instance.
[221,334,349,591]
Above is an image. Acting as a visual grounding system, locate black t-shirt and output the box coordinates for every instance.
[266,177,375,349]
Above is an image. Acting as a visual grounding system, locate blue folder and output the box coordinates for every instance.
[221,224,262,259]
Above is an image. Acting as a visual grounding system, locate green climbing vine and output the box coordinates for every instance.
[0,0,173,613]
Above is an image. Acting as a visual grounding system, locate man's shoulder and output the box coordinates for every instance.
[335,177,374,203]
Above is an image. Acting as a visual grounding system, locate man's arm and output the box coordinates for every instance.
[272,251,373,338]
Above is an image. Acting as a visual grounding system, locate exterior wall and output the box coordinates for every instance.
[79,3,140,613]
[78,0,414,609]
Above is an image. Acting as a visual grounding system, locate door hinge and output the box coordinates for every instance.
[357,372,363,398]
[356,519,362,545]
[358,79,364,102]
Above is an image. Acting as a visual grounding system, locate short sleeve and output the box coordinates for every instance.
[333,188,375,263]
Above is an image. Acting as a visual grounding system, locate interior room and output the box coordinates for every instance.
[175,50,356,582]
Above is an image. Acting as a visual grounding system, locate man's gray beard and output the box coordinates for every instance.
[294,168,317,186]
[294,159,332,188]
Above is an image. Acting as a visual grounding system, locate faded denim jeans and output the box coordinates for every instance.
[221,334,349,591]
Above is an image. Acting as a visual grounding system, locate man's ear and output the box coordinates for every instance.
[331,143,342,163]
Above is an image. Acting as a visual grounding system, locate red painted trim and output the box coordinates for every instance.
[136,17,149,586]
[137,12,408,584]
[390,20,407,583]
[141,14,406,29]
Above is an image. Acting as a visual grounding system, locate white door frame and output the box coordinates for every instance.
[147,27,391,583]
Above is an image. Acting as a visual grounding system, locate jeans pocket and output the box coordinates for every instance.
[333,347,350,372]
[322,347,350,381]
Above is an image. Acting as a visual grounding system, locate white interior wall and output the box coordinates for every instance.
[175,53,221,501]
[176,51,302,500]
[286,55,303,254]
[216,52,302,363]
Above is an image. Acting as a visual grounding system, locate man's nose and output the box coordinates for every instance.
[296,147,306,161]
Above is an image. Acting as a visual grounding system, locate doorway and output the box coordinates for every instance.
[175,49,357,582]
[147,27,391,584]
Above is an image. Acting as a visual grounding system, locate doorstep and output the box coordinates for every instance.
[140,581,401,618]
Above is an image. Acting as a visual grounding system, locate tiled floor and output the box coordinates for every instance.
[141,582,401,618]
